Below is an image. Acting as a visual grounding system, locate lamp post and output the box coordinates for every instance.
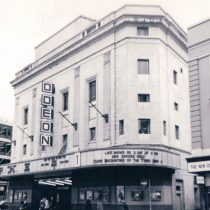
[140,179,152,210]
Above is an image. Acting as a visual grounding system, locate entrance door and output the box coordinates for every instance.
[57,189,71,210]
[174,180,184,210]
[175,194,183,210]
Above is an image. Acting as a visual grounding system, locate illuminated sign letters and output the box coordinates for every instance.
[42,81,55,94]
[41,95,54,106]
[40,81,55,147]
[41,108,53,120]
[40,121,53,133]
[40,135,53,146]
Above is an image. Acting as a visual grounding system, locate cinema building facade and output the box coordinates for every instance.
[0,5,196,210]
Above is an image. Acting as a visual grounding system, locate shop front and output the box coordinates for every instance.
[0,146,181,210]
[71,166,174,210]
[188,157,210,210]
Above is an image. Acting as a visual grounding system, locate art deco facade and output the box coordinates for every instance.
[0,5,195,210]
[187,18,210,210]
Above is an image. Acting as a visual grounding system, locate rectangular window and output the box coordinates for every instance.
[137,27,148,36]
[173,70,177,84]
[90,127,96,142]
[119,120,124,135]
[24,107,28,125]
[63,134,68,145]
[138,94,150,102]
[41,146,46,152]
[63,91,69,111]
[58,134,68,155]
[89,80,96,102]
[23,144,27,155]
[137,59,149,74]
[175,125,179,139]
[174,102,179,111]
[163,121,167,136]
[138,119,150,134]
[0,125,12,139]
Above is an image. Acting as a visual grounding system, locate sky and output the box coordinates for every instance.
[1,0,210,122]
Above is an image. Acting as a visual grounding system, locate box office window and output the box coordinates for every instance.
[138,119,150,134]
[137,59,149,74]
[89,80,96,102]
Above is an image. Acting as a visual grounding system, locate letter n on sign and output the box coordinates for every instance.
[40,135,53,146]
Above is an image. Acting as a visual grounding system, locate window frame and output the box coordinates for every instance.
[137,27,149,36]
[175,125,180,140]
[23,144,27,155]
[137,59,149,74]
[23,107,29,125]
[119,120,124,135]
[138,94,150,102]
[138,119,151,134]
[89,80,96,102]
[89,127,96,142]
[174,102,179,111]
[62,134,68,145]
[163,121,167,136]
[173,70,178,85]
[63,91,69,111]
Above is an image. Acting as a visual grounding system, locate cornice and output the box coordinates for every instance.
[188,37,210,50]
[11,14,187,87]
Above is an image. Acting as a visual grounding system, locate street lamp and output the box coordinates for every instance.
[140,179,152,210]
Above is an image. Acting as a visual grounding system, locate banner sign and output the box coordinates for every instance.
[188,160,210,172]
[196,176,205,184]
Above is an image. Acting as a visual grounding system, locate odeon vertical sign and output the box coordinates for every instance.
[40,81,55,147]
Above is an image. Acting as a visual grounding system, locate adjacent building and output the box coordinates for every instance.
[0,5,195,210]
[0,119,12,201]
[187,18,210,210]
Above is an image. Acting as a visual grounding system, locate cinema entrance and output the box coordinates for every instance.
[6,174,72,210]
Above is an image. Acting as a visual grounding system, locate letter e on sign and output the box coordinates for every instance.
[41,108,53,120]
